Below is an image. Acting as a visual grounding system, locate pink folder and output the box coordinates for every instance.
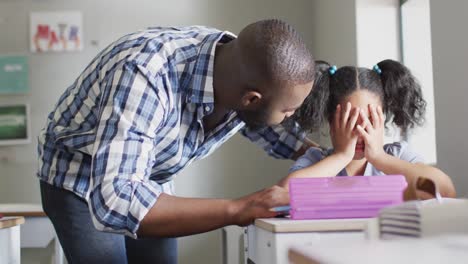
[289,176,407,219]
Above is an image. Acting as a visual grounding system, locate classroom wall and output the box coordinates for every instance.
[308,0,357,66]
[401,0,437,164]
[0,0,315,263]
[355,0,400,67]
[430,0,468,197]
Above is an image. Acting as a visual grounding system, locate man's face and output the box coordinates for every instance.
[238,81,313,130]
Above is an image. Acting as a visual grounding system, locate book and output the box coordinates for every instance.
[379,198,468,239]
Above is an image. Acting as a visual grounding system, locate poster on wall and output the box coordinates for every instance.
[0,55,29,94]
[30,11,83,53]
[0,104,30,145]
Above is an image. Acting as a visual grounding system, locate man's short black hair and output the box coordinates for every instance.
[238,19,315,87]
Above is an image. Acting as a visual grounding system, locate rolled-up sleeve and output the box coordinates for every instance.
[240,120,307,159]
[89,62,167,238]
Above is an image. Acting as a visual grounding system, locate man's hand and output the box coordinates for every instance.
[137,185,289,238]
[229,185,289,226]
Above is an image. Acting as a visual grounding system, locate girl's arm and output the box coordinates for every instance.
[357,105,456,198]
[278,103,359,189]
[370,154,456,198]
[277,151,352,188]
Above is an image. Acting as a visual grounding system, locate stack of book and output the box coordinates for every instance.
[378,198,468,239]
[289,176,407,220]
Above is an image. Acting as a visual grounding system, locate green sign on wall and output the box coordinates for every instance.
[0,55,29,94]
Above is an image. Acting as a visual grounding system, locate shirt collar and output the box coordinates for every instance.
[186,30,236,109]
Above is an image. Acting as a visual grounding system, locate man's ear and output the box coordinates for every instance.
[240,91,262,108]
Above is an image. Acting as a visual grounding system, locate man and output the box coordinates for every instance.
[38,19,315,263]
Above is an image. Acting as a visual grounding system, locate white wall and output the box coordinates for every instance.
[401,0,437,164]
[309,0,357,67]
[430,0,468,197]
[355,0,400,67]
[0,1,315,263]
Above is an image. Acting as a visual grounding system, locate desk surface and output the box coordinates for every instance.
[288,235,468,264]
[254,217,371,233]
[0,203,45,217]
[0,217,25,229]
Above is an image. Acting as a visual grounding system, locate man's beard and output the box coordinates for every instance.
[237,108,271,131]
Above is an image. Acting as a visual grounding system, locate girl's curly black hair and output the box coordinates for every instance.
[293,59,426,137]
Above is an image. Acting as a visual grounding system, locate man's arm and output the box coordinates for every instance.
[137,185,288,237]
[291,137,320,160]
[240,121,319,160]
[89,62,170,237]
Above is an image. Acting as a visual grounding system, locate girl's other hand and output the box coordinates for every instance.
[356,104,386,163]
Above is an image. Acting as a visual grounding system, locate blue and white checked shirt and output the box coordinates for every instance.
[37,26,306,237]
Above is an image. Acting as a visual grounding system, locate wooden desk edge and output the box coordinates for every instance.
[0,216,25,229]
[254,218,369,233]
[2,211,46,217]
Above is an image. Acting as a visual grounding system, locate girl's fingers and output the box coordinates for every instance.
[377,105,385,124]
[342,102,351,127]
[356,124,370,144]
[347,107,360,131]
[369,104,380,129]
[359,109,373,132]
[334,104,341,129]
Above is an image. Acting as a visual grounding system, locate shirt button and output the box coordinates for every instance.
[205,106,211,112]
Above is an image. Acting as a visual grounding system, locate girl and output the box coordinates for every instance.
[278,60,456,199]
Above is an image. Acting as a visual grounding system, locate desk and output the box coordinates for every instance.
[0,216,24,264]
[0,204,64,264]
[245,217,372,264]
[288,235,468,264]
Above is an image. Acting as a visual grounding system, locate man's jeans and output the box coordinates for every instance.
[40,181,177,264]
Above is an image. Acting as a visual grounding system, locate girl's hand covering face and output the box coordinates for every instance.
[331,102,360,158]
[356,104,386,163]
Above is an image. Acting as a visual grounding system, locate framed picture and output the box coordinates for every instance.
[30,11,83,53]
[0,55,29,94]
[0,104,30,146]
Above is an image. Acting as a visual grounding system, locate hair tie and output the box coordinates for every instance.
[373,64,382,75]
[328,65,337,75]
